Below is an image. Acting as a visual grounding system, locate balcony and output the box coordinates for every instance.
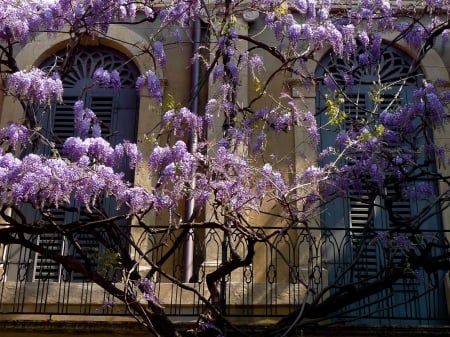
[0,226,449,328]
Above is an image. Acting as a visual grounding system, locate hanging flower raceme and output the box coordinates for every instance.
[147,141,198,209]
[161,107,213,138]
[7,68,63,105]
[0,0,62,43]
[149,141,196,179]
[0,146,151,214]
[321,79,450,201]
[205,147,290,214]
[93,67,121,91]
[153,41,166,68]
[136,70,162,102]
[63,136,142,171]
[0,122,30,148]
[0,152,125,210]
[0,0,155,45]
[73,100,102,139]
[158,0,200,27]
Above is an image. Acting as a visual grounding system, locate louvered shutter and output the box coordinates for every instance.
[317,45,446,324]
[6,47,140,283]
[32,93,117,281]
[33,233,65,282]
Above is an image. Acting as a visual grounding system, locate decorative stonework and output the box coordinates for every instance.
[242,11,259,23]
[286,78,316,98]
[40,47,140,88]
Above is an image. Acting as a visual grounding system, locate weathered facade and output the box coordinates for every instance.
[0,6,450,335]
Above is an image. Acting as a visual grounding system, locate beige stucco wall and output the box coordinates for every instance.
[0,9,449,324]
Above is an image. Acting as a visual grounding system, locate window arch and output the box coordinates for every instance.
[317,45,422,142]
[6,47,140,283]
[317,44,421,85]
[38,46,140,176]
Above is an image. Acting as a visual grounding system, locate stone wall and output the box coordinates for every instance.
[2,321,450,337]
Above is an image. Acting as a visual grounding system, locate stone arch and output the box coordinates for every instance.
[316,42,423,84]
[14,25,159,77]
[310,37,449,84]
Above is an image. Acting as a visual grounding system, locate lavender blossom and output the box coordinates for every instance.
[110,70,121,91]
[0,122,30,148]
[393,233,413,251]
[358,31,370,47]
[212,64,225,83]
[73,100,99,139]
[225,62,239,86]
[7,68,63,105]
[323,74,338,92]
[136,70,162,102]
[137,278,159,303]
[93,67,111,86]
[249,55,265,74]
[288,24,302,43]
[153,41,166,67]
[402,182,435,201]
[372,232,390,248]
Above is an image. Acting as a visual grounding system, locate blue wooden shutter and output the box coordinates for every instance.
[317,45,447,324]
[9,46,140,283]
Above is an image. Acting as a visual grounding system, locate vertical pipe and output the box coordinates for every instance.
[182,18,202,283]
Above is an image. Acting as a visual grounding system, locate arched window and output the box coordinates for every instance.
[6,47,140,283]
[317,45,424,236]
[316,45,447,324]
[317,45,421,151]
[39,46,140,173]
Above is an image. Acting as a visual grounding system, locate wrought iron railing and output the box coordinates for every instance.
[0,226,449,326]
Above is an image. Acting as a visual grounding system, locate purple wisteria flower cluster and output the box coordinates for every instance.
[0,122,30,148]
[63,136,142,170]
[0,143,154,214]
[158,0,201,27]
[0,151,123,210]
[372,232,414,261]
[7,69,63,105]
[321,82,450,199]
[146,139,295,215]
[152,41,166,68]
[136,278,159,304]
[258,0,449,63]
[209,146,267,211]
[0,0,155,44]
[206,147,292,212]
[161,107,213,137]
[136,70,162,102]
[148,141,197,207]
[73,100,102,139]
[93,68,121,91]
[372,231,438,253]
[371,231,429,281]
[236,99,318,155]
[0,119,295,218]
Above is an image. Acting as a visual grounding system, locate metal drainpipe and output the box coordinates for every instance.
[182,18,202,283]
